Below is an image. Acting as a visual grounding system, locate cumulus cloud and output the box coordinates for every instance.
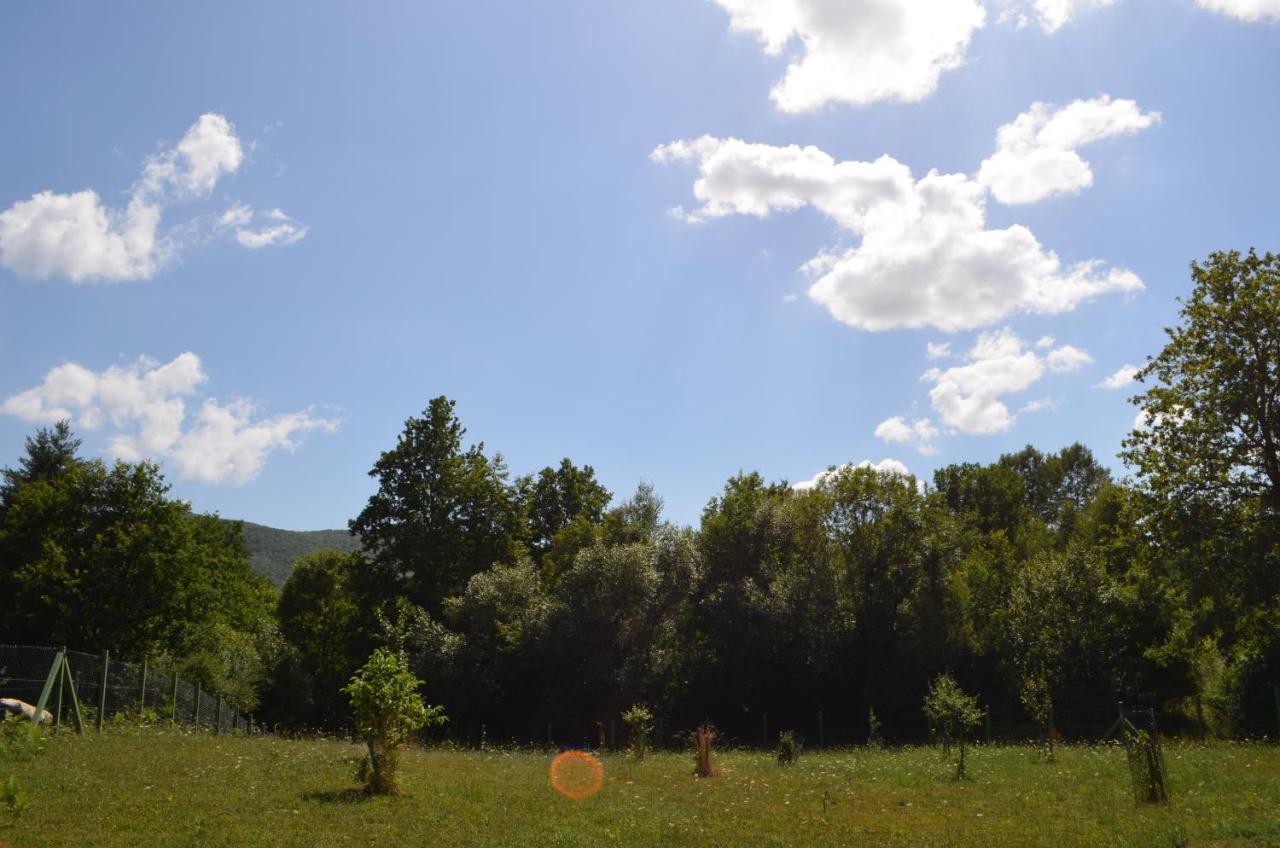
[926,342,952,359]
[793,458,913,490]
[874,416,940,455]
[0,114,304,283]
[978,96,1161,205]
[1099,363,1140,389]
[924,328,1045,434]
[1194,0,1280,21]
[1,353,337,485]
[653,135,1143,331]
[908,329,1092,434]
[711,0,985,111]
[1046,344,1092,372]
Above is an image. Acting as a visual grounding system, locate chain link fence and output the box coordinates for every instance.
[0,644,257,734]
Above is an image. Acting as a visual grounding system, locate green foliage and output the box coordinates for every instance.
[350,396,522,614]
[0,425,274,692]
[342,648,446,795]
[2,774,26,820]
[515,458,611,570]
[776,730,801,765]
[867,707,883,747]
[0,715,46,762]
[237,521,362,587]
[622,703,653,760]
[923,674,982,778]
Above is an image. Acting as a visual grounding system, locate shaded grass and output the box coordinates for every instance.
[3,727,1279,847]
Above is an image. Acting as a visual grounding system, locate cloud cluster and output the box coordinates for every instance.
[225,206,310,249]
[1194,0,1280,21]
[793,458,913,490]
[870,329,1092,443]
[0,114,305,283]
[978,96,1161,204]
[1,353,337,485]
[653,135,1142,331]
[711,0,986,111]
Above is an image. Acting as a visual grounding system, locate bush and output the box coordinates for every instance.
[776,730,801,765]
[0,715,46,763]
[621,704,653,761]
[342,648,447,795]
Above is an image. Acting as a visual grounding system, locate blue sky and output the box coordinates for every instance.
[1,0,1277,530]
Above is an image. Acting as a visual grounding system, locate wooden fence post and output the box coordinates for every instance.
[97,650,109,732]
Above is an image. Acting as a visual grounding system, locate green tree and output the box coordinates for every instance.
[1122,249,1280,733]
[1124,249,1280,517]
[343,648,446,795]
[350,397,522,613]
[923,674,983,778]
[515,458,611,571]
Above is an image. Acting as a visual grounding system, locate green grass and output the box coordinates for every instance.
[3,728,1279,847]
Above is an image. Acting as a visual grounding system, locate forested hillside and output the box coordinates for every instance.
[235,521,361,586]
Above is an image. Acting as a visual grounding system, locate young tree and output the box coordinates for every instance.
[923,674,982,779]
[350,397,522,613]
[343,648,446,795]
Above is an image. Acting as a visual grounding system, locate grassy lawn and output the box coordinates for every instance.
[2,728,1279,847]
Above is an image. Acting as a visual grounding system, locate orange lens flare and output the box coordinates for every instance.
[549,750,605,800]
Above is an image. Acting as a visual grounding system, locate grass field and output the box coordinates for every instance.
[2,727,1279,847]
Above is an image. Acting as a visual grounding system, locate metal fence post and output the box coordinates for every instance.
[97,650,109,732]
[139,657,148,710]
[985,707,991,743]
[215,694,223,735]
[193,681,201,726]
[170,673,179,723]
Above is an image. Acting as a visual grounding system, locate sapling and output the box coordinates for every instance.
[923,674,983,779]
[621,704,654,761]
[342,648,447,795]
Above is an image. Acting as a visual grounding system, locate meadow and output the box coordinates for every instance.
[2,728,1279,847]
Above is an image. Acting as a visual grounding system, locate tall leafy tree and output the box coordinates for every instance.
[350,396,522,612]
[1123,249,1280,516]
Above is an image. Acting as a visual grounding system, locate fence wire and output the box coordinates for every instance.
[0,644,255,733]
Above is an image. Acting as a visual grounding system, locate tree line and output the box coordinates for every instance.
[2,249,1277,742]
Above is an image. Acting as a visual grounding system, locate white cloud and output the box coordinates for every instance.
[924,328,1045,434]
[1046,344,1092,372]
[711,0,986,111]
[874,415,940,455]
[926,342,952,359]
[1002,0,1117,32]
[1098,363,1140,389]
[235,213,309,249]
[1194,0,1280,21]
[793,458,913,490]
[978,96,1161,205]
[0,113,302,283]
[1,353,336,485]
[653,135,1143,331]
[1035,335,1056,349]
